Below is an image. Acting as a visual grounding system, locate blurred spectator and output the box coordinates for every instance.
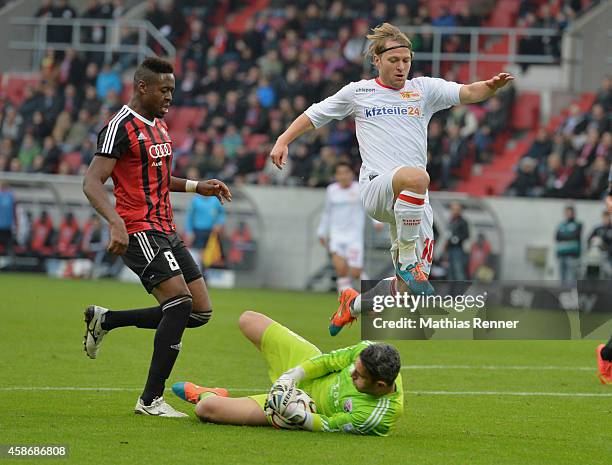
[586,104,610,134]
[81,213,121,277]
[96,63,122,100]
[184,193,226,250]
[40,85,63,122]
[585,155,610,199]
[0,182,15,257]
[288,143,313,186]
[594,76,611,112]
[228,221,256,270]
[19,86,42,123]
[447,105,478,138]
[30,210,55,257]
[587,210,612,274]
[525,128,552,162]
[555,205,582,286]
[62,84,81,118]
[184,182,226,272]
[507,157,540,197]
[53,0,78,44]
[35,136,62,173]
[56,211,81,257]
[308,146,336,187]
[1,106,23,142]
[445,201,470,281]
[63,109,93,152]
[560,103,587,136]
[35,0,54,18]
[58,48,85,87]
[51,111,73,144]
[18,134,41,171]
[14,205,32,254]
[469,232,493,281]
[30,110,51,143]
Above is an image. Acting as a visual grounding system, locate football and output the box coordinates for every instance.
[265,384,317,430]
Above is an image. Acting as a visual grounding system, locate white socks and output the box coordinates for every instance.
[350,294,362,317]
[350,277,396,317]
[336,276,352,293]
[394,191,426,267]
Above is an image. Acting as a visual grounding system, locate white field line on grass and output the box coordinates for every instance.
[1,387,610,397]
[401,365,593,371]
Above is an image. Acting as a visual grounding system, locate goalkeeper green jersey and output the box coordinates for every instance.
[298,341,403,436]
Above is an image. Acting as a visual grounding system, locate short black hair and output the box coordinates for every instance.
[134,57,174,85]
[359,343,401,386]
[335,161,353,172]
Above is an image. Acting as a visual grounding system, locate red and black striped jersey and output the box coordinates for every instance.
[95,105,175,235]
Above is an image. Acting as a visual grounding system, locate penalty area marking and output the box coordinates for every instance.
[1,387,611,397]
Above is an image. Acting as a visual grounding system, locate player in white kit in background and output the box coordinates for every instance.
[317,161,381,293]
[269,23,513,335]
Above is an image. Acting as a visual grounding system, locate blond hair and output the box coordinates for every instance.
[366,23,413,60]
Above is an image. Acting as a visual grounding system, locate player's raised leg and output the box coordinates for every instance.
[391,166,434,295]
[238,310,276,351]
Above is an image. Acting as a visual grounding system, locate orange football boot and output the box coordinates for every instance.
[329,288,359,336]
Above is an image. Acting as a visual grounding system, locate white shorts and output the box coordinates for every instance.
[359,167,435,275]
[329,237,364,269]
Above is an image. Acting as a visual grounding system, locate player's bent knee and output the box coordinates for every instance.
[394,167,430,194]
[238,310,260,332]
[195,397,220,422]
[161,294,193,316]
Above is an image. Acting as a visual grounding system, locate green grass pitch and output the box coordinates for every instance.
[0,273,610,465]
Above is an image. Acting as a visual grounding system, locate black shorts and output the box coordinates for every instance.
[121,230,202,293]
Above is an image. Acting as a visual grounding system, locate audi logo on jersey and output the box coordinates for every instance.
[148,143,172,158]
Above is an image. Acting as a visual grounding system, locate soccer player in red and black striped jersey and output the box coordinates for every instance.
[82,57,232,417]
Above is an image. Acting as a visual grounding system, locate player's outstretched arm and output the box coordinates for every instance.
[270,113,315,169]
[459,72,514,104]
[170,176,232,204]
[276,342,373,387]
[83,156,128,255]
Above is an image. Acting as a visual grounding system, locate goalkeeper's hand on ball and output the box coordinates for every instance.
[265,379,297,417]
[282,400,307,426]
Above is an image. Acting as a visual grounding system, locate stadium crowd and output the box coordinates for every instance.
[507,76,611,199]
[0,0,604,197]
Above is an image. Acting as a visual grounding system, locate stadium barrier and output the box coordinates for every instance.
[8,17,175,71]
[0,173,607,289]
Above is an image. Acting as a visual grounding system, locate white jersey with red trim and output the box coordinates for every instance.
[317,181,365,243]
[304,77,462,178]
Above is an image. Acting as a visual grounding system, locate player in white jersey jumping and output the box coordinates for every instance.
[270,23,513,335]
[318,161,380,293]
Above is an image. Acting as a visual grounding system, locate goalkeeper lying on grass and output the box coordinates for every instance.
[172,311,404,435]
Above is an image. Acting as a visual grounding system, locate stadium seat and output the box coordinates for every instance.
[245,133,269,151]
[60,152,83,174]
[487,0,520,27]
[5,76,40,106]
[511,93,540,130]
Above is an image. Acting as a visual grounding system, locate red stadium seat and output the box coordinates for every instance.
[3,75,40,106]
[511,92,540,130]
[171,107,206,131]
[60,152,83,174]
